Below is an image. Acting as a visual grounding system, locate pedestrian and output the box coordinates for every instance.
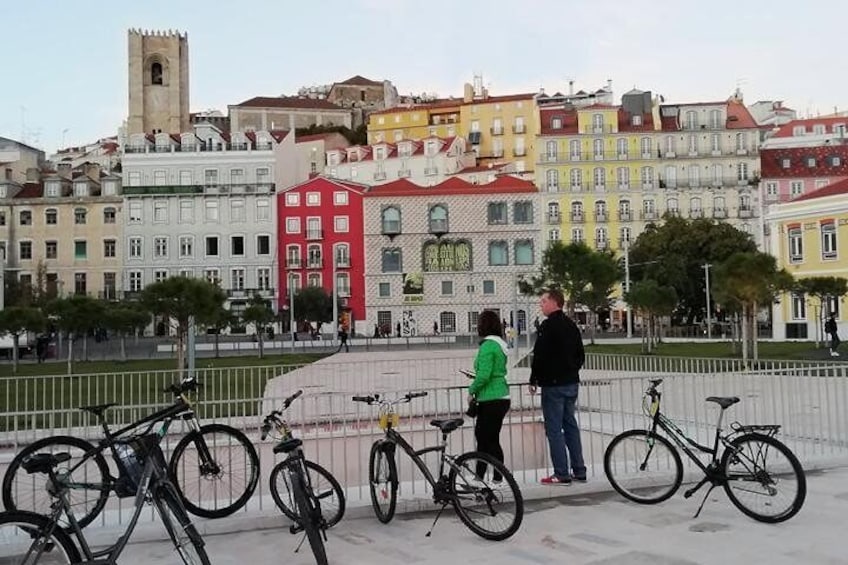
[433,321,439,335]
[826,313,840,357]
[374,324,380,338]
[336,327,349,353]
[396,322,401,338]
[529,288,587,485]
[468,310,511,481]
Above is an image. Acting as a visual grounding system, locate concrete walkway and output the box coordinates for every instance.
[117,466,847,565]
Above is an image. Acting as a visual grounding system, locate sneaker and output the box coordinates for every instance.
[541,475,572,485]
[572,475,588,483]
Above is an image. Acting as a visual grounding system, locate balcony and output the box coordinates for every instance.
[121,183,274,196]
[736,148,749,156]
[398,169,411,178]
[513,148,526,157]
[689,209,703,219]
[544,183,561,193]
[666,151,677,158]
[617,183,631,191]
[539,153,560,163]
[618,238,632,249]
[641,211,658,221]
[570,184,583,192]
[642,182,656,191]
[153,145,173,153]
[382,222,401,237]
[593,183,607,192]
[593,152,605,161]
[98,288,119,300]
[618,211,632,222]
[595,239,609,250]
[712,149,723,156]
[713,208,727,219]
[305,229,324,240]
[738,207,754,218]
[491,149,504,158]
[335,258,351,268]
[512,124,526,134]
[666,209,681,218]
[570,153,582,162]
[490,126,504,136]
[286,259,301,269]
[306,259,323,269]
[547,212,561,224]
[594,212,608,223]
[570,212,585,223]
[424,167,439,176]
[584,125,614,134]
[374,171,387,181]
[641,152,653,159]
[617,152,629,160]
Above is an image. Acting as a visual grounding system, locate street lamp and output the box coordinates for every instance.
[703,263,713,339]
[332,251,338,348]
[288,273,295,344]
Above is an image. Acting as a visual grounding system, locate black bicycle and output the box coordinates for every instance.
[2,377,259,527]
[352,391,523,541]
[604,378,806,522]
[261,390,336,565]
[0,432,209,564]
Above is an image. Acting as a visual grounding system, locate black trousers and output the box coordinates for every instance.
[474,399,511,479]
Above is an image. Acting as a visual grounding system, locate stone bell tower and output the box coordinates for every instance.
[127,28,190,135]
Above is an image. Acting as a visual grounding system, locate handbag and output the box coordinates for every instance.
[466,396,479,418]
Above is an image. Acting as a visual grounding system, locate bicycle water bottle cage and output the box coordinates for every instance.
[114,442,143,497]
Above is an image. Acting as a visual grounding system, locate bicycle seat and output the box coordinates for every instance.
[706,396,740,409]
[273,438,303,454]
[430,418,464,434]
[79,403,119,417]
[22,452,71,475]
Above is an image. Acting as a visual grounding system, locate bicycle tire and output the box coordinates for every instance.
[604,429,683,504]
[291,470,328,565]
[2,436,110,529]
[152,481,211,565]
[721,433,806,523]
[448,451,524,541]
[270,459,346,527]
[168,423,260,519]
[0,510,81,564]
[368,441,397,524]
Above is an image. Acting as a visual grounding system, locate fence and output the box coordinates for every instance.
[1,353,847,528]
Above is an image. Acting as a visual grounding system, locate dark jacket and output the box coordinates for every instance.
[529,310,584,387]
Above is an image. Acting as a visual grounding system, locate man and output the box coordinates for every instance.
[529,289,586,484]
[825,314,840,357]
[336,327,349,353]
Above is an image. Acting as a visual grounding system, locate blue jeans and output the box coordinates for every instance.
[541,383,585,479]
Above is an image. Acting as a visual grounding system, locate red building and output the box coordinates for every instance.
[276,177,367,333]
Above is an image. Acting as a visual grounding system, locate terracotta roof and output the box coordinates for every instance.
[336,75,383,87]
[471,93,536,104]
[279,176,368,195]
[369,99,461,116]
[364,175,537,197]
[296,133,338,143]
[725,100,759,129]
[760,145,848,178]
[452,164,504,174]
[772,116,848,138]
[233,96,345,111]
[579,103,617,110]
[791,177,848,202]
[14,183,44,199]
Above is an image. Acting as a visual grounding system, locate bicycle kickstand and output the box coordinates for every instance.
[692,484,718,519]
[425,502,450,537]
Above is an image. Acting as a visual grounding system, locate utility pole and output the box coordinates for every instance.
[186,316,195,379]
[624,239,632,339]
[332,260,338,348]
[703,263,713,339]
[289,274,296,347]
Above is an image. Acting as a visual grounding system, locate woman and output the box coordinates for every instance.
[468,309,511,480]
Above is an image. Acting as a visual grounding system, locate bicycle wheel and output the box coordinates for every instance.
[152,481,211,565]
[721,433,806,523]
[270,459,346,527]
[291,470,328,565]
[367,441,397,524]
[448,451,523,541]
[2,436,110,529]
[0,510,81,564]
[168,424,260,519]
[604,429,683,504]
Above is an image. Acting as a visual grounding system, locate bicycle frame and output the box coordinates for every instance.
[378,427,449,490]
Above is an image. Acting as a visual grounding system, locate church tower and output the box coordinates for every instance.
[127,29,190,135]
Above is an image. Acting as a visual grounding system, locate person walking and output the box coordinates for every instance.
[529,288,586,485]
[336,328,349,353]
[826,313,840,357]
[468,310,511,480]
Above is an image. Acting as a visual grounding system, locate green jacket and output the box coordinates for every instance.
[469,336,510,402]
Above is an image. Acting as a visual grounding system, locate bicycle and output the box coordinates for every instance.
[351,391,523,541]
[0,431,209,564]
[603,378,806,522]
[261,390,336,565]
[2,377,260,527]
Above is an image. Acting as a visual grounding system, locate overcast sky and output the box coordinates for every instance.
[2,0,845,153]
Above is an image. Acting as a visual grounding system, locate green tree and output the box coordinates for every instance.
[0,306,45,372]
[102,301,150,362]
[202,305,238,359]
[794,276,848,346]
[242,294,275,359]
[574,249,622,344]
[625,280,678,353]
[712,252,795,363]
[141,277,227,372]
[46,295,103,374]
[293,286,334,330]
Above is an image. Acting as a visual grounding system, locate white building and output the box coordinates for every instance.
[325,137,476,186]
[121,124,296,327]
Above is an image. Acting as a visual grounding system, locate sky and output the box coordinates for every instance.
[2,0,846,154]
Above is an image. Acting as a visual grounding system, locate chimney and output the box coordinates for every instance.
[25,168,41,183]
[606,79,613,92]
[83,162,101,180]
[463,83,474,103]
[569,80,574,96]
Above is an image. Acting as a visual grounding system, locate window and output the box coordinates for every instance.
[103,239,116,258]
[441,280,454,296]
[334,216,349,233]
[788,227,803,262]
[153,170,167,186]
[129,271,143,292]
[709,109,722,128]
[285,193,300,206]
[230,199,245,222]
[593,139,604,158]
[74,273,87,295]
[335,244,350,267]
[782,158,791,169]
[154,270,168,283]
[710,134,720,154]
[551,117,562,129]
[230,268,245,291]
[230,168,244,184]
[72,208,87,225]
[45,182,61,197]
[206,236,219,256]
[256,198,270,220]
[617,138,628,157]
[129,237,143,258]
[203,269,220,286]
[307,273,321,287]
[482,280,495,295]
[306,192,320,206]
[735,133,747,152]
[513,201,533,223]
[256,167,270,184]
[74,241,87,259]
[790,181,804,197]
[154,237,168,258]
[378,282,391,297]
[549,228,561,241]
[257,267,272,290]
[545,169,559,191]
[640,137,652,157]
[44,209,57,225]
[334,191,349,205]
[791,293,806,320]
[596,227,608,249]
[632,114,642,126]
[488,241,508,265]
[45,240,58,259]
[286,217,301,233]
[833,156,843,167]
[231,236,245,256]
[19,210,32,225]
[822,223,838,259]
[102,207,116,224]
[381,206,401,234]
[685,110,698,130]
[487,202,507,224]
[382,248,402,272]
[286,245,301,268]
[179,236,194,258]
[429,205,448,234]
[765,182,778,197]
[19,241,32,260]
[0,211,5,226]
[569,140,580,159]
[440,312,457,333]
[153,200,167,222]
[514,240,533,265]
[205,200,219,221]
[257,235,270,255]
[179,200,193,222]
[129,201,142,223]
[737,162,749,181]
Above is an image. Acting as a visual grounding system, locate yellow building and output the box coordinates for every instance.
[767,178,848,340]
[368,100,461,144]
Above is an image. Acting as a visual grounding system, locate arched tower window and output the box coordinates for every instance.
[151,62,163,85]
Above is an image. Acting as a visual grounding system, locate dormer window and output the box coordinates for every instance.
[74,182,88,197]
[425,140,438,156]
[327,152,340,166]
[792,126,806,136]
[813,124,826,135]
[782,158,791,169]
[348,149,360,162]
[398,143,412,158]
[807,157,816,168]
[632,115,642,126]
[45,181,61,197]
[551,117,562,129]
[102,180,117,196]
[374,147,385,160]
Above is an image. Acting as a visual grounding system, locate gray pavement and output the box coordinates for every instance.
[116,466,848,565]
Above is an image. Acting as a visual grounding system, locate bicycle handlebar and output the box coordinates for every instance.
[283,389,303,408]
[260,390,304,439]
[164,378,202,396]
[351,391,428,405]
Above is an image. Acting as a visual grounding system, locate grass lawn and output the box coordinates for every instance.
[584,341,835,361]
